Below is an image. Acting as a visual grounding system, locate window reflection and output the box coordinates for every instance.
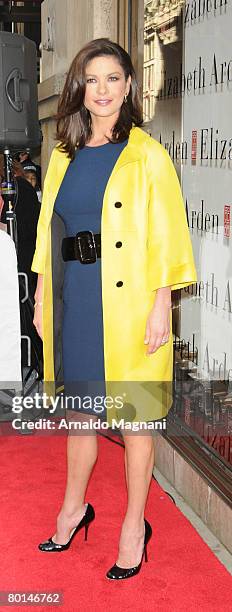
[143,0,232,470]
[144,0,184,122]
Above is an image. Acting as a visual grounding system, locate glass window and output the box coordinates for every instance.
[143,0,232,471]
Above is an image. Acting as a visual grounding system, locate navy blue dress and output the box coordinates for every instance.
[54,139,128,401]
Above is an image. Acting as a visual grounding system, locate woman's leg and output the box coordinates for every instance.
[52,411,98,544]
[117,433,155,567]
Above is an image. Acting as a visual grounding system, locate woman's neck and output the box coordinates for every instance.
[88,112,119,145]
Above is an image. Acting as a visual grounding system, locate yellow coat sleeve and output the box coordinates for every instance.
[31,148,57,274]
[146,140,197,292]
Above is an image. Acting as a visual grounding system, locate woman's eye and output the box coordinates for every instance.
[86,77,119,83]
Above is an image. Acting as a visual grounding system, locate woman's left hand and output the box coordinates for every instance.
[144,299,171,355]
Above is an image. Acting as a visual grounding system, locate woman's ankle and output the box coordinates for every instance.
[58,502,86,520]
[122,514,145,534]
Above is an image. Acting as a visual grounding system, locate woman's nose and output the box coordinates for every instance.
[96,81,108,95]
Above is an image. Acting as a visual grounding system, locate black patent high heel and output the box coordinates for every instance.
[106,519,152,580]
[38,503,95,552]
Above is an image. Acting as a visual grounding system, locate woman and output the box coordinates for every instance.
[32,38,197,580]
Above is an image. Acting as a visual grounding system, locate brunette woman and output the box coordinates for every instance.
[32,38,197,580]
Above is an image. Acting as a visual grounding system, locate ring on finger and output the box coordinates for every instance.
[161,337,169,344]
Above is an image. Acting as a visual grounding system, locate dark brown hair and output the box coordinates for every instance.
[55,38,144,160]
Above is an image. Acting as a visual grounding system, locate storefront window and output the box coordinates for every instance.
[143,0,232,471]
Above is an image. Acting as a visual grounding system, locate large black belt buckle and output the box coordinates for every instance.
[75,230,97,264]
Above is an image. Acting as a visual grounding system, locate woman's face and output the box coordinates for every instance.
[84,55,131,121]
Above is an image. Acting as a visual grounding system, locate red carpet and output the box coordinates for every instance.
[0,431,231,612]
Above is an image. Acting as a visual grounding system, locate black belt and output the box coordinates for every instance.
[62,230,101,264]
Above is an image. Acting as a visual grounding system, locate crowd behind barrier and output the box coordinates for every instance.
[0,152,43,378]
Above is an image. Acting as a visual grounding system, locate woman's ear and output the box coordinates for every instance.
[126,74,132,94]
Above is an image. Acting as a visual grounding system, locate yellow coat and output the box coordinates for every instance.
[31,126,197,423]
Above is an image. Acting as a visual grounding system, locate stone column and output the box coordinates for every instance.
[39,0,134,174]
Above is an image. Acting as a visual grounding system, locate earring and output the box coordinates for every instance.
[124,93,128,103]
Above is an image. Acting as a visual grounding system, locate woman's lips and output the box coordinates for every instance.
[95,100,112,106]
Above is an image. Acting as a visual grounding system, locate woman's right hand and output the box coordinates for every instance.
[33,274,44,339]
[33,302,43,339]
